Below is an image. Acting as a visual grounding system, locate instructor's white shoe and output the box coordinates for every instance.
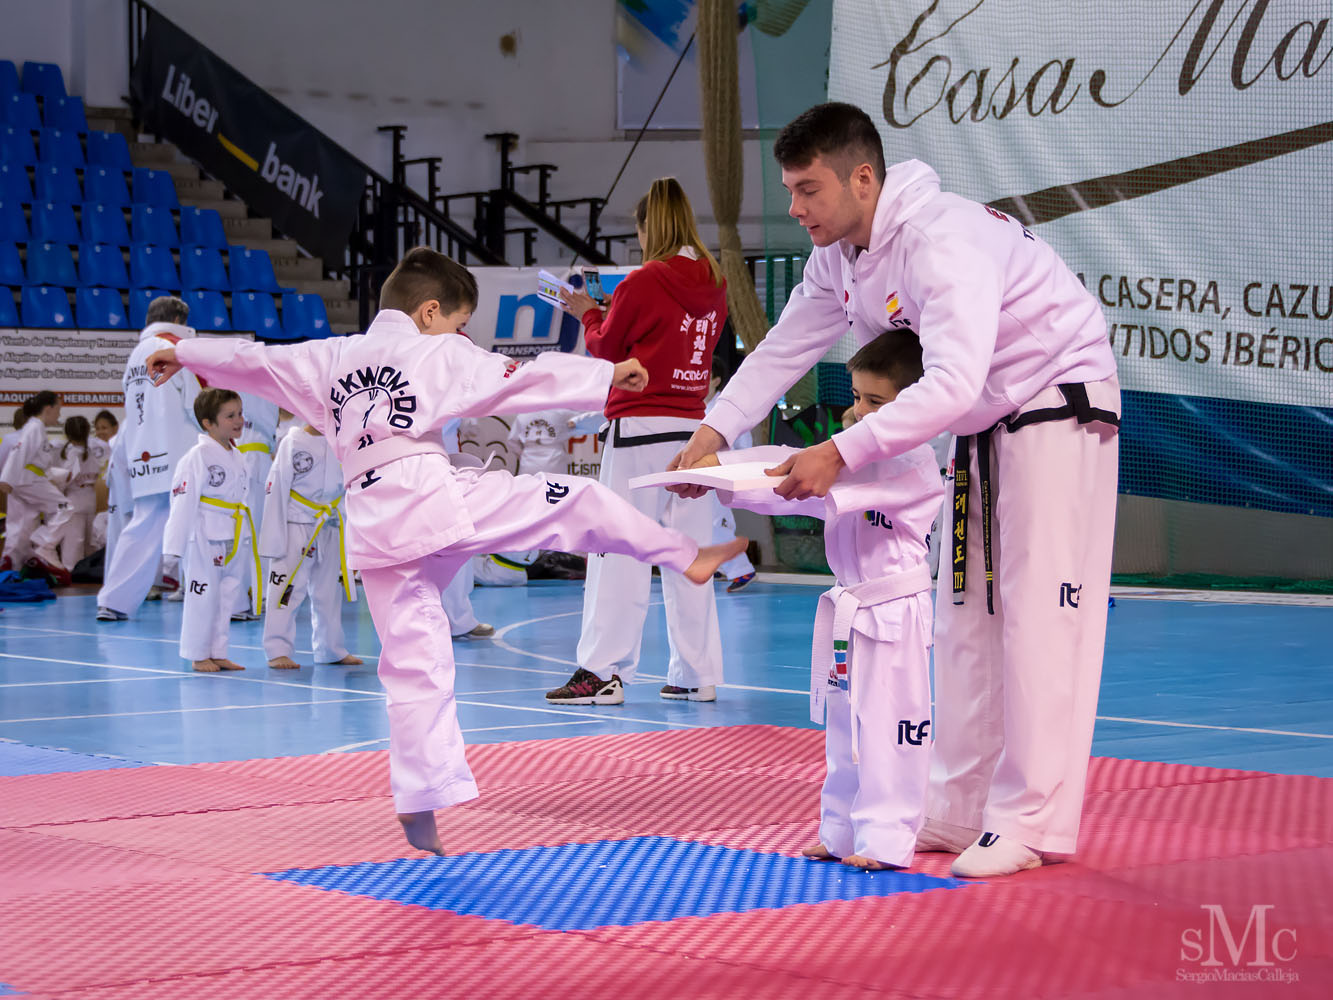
[915,817,980,854]
[950,832,1043,878]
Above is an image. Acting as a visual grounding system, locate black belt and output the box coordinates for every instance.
[598,418,696,448]
[951,383,1118,615]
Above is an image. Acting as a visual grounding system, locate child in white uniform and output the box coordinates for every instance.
[162,389,256,672]
[261,423,362,669]
[56,416,110,567]
[146,246,745,855]
[0,391,74,583]
[701,332,942,869]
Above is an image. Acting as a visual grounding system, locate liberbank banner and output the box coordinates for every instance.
[131,11,367,265]
[829,0,1333,516]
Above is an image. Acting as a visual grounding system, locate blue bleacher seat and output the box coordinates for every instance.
[282,292,329,339]
[0,289,16,325]
[180,206,226,249]
[0,163,32,204]
[82,203,130,247]
[20,284,74,327]
[179,246,228,291]
[0,241,23,286]
[37,127,83,166]
[33,164,81,204]
[129,243,179,289]
[83,165,130,208]
[128,287,171,328]
[78,242,129,288]
[86,130,132,171]
[182,289,230,331]
[0,61,18,102]
[21,63,66,103]
[42,95,87,133]
[76,286,129,329]
[231,291,283,338]
[228,246,281,292]
[26,241,78,287]
[130,204,178,247]
[1,93,41,132]
[0,126,36,166]
[0,199,27,242]
[31,201,81,244]
[132,167,178,207]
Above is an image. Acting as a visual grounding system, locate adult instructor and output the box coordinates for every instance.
[671,102,1120,878]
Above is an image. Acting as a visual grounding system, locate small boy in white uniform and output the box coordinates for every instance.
[146,246,745,855]
[261,422,362,669]
[162,389,256,672]
[697,332,943,869]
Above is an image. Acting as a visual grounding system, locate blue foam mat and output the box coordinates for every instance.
[0,740,147,777]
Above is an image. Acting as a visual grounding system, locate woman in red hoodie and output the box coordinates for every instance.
[546,177,730,707]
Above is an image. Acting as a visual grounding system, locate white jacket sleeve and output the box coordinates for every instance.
[442,341,614,425]
[258,438,294,558]
[176,338,330,432]
[161,452,202,560]
[706,252,850,446]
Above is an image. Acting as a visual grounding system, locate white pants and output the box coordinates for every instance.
[5,478,73,564]
[360,468,698,814]
[180,534,248,660]
[577,417,723,688]
[2,494,35,564]
[927,383,1119,855]
[98,492,168,615]
[441,556,478,636]
[263,521,349,662]
[57,510,95,568]
[710,496,754,580]
[820,613,933,868]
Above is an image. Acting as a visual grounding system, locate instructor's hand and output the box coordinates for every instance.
[146,347,181,386]
[666,424,727,498]
[612,358,649,392]
[768,439,846,500]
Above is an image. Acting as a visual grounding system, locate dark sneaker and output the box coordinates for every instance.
[546,668,625,705]
[96,606,128,622]
[660,684,716,702]
[725,572,755,593]
[459,623,495,639]
[230,610,261,621]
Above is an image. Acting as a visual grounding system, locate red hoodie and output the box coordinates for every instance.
[581,254,728,420]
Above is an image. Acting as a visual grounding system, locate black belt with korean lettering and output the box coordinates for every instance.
[952,383,1120,615]
[597,418,696,448]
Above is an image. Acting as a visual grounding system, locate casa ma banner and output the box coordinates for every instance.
[828,0,1333,516]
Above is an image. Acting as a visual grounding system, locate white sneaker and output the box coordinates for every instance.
[950,832,1043,878]
[165,587,185,602]
[915,817,979,854]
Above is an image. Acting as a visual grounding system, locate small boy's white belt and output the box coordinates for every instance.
[810,563,933,763]
[341,436,451,488]
[198,496,263,609]
[280,490,354,606]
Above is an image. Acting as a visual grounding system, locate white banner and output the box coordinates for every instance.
[829,0,1333,408]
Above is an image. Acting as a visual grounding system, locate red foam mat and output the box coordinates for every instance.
[2,725,1331,998]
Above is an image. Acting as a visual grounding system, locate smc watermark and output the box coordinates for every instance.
[1178,904,1299,984]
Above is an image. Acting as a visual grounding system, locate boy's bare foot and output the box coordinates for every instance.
[397,811,444,855]
[684,537,748,584]
[802,842,839,861]
[334,654,364,665]
[844,853,900,870]
[192,659,219,672]
[212,658,245,671]
[268,656,301,669]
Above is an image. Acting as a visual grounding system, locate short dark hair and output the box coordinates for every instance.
[144,295,190,326]
[10,407,25,430]
[379,246,478,315]
[774,102,886,183]
[24,391,58,417]
[94,409,119,429]
[194,387,241,427]
[846,331,924,392]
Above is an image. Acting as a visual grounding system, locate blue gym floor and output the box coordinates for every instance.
[0,579,1330,778]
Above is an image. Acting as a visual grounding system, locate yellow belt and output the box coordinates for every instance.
[24,463,45,476]
[281,489,353,606]
[198,495,263,609]
[236,442,273,455]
